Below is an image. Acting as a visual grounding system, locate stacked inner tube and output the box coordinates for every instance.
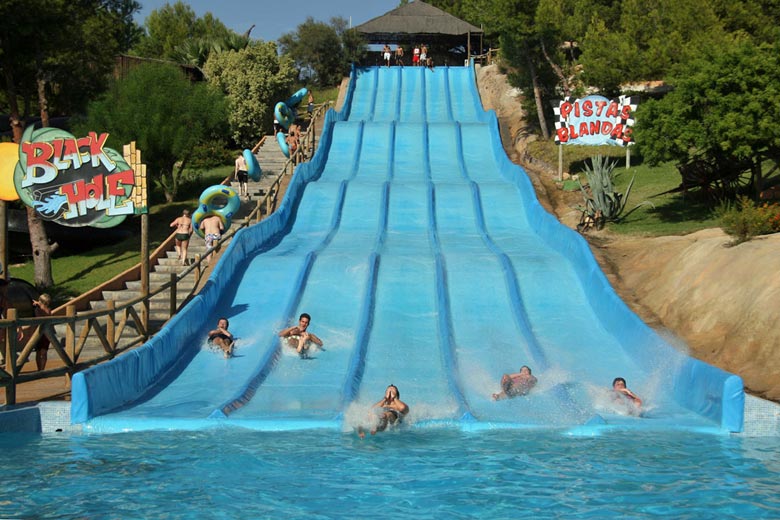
[274,88,308,158]
[192,185,240,238]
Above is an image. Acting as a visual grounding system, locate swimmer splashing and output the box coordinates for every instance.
[358,384,409,439]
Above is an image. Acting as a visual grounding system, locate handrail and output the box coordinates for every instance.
[0,100,332,405]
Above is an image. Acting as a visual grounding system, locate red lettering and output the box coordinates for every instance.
[621,126,633,143]
[559,101,573,119]
[589,121,601,135]
[583,100,593,117]
[594,101,607,116]
[21,141,57,187]
[83,174,104,204]
[106,169,135,197]
[620,105,633,120]
[579,122,590,137]
[88,132,114,170]
[605,102,620,118]
[601,122,614,135]
[568,124,580,140]
[556,127,570,143]
[610,124,624,139]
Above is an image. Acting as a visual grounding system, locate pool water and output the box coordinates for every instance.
[2,429,779,518]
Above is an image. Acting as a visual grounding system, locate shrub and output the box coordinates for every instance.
[717,196,780,244]
[577,155,652,231]
[188,139,235,170]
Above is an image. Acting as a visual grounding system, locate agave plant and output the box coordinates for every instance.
[577,155,653,231]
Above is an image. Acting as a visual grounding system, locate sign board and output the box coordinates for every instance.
[554,95,637,146]
[13,127,147,228]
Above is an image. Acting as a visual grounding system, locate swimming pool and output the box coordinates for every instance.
[2,429,779,518]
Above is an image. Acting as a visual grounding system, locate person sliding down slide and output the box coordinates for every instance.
[358,385,409,438]
[278,312,324,358]
[492,365,537,400]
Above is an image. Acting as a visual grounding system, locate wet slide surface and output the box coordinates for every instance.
[79,66,742,433]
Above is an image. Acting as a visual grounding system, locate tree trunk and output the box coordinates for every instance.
[527,54,550,140]
[26,207,56,288]
[26,67,57,289]
[36,73,49,128]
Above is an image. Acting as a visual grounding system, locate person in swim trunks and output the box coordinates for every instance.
[234,154,249,198]
[492,365,537,400]
[208,317,234,358]
[278,312,323,358]
[358,384,409,438]
[170,209,193,265]
[199,214,224,266]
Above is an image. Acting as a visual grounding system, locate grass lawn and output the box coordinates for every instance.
[12,165,231,300]
[528,139,719,236]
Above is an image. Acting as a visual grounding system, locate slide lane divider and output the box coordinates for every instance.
[394,66,402,121]
[421,66,428,123]
[339,181,390,411]
[211,180,350,418]
[428,181,473,420]
[387,121,396,182]
[443,66,454,122]
[369,67,379,121]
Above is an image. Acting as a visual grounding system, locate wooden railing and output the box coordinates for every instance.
[0,101,331,405]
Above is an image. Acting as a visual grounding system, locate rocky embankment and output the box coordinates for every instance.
[476,64,780,401]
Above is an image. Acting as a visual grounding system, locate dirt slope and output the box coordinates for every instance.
[476,64,780,401]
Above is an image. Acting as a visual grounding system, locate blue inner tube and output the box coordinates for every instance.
[276,132,290,158]
[242,149,261,181]
[192,185,240,237]
[286,87,308,108]
[274,102,294,130]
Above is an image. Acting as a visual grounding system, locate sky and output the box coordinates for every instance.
[135,0,402,43]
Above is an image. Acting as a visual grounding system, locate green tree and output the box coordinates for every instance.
[134,1,233,61]
[278,17,349,86]
[0,0,139,288]
[203,41,296,147]
[78,63,228,202]
[634,39,780,197]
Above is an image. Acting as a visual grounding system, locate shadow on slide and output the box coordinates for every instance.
[72,64,744,434]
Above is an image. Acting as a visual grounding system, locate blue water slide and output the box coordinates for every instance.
[71,64,743,433]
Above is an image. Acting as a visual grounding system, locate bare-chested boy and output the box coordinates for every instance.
[170,209,193,265]
[199,214,224,266]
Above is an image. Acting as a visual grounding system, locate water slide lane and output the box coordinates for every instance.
[373,67,400,122]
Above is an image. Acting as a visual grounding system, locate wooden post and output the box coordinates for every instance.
[4,308,16,405]
[169,272,177,318]
[626,147,631,170]
[467,31,471,65]
[106,299,116,352]
[194,254,202,285]
[140,212,149,338]
[558,145,564,181]
[66,304,76,363]
[256,198,262,224]
[0,201,7,281]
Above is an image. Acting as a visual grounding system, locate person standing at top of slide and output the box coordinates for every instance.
[395,45,404,66]
[412,44,420,66]
[382,44,392,67]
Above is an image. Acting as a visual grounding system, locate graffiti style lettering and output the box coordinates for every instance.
[21,132,115,188]
[59,169,135,219]
[20,141,58,187]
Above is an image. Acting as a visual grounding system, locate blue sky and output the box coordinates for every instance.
[135,0,402,43]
